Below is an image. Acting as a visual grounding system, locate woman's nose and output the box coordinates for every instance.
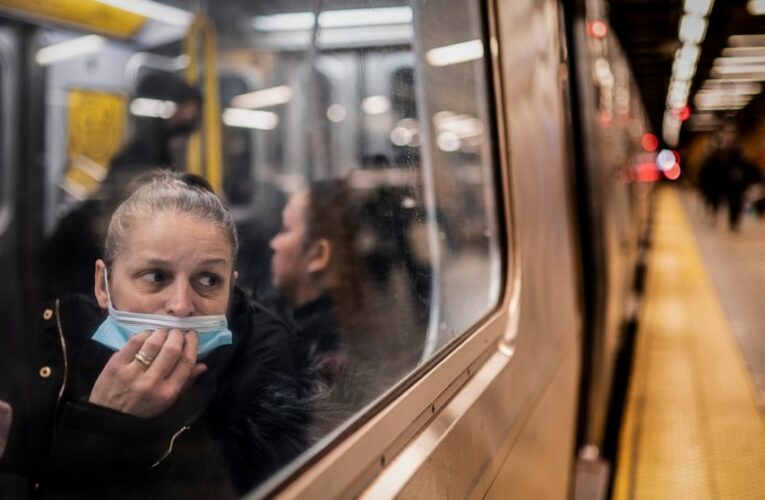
[165,280,196,317]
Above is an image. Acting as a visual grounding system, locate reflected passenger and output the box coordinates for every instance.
[269,180,361,386]
[0,171,312,498]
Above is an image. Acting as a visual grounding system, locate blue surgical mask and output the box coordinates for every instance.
[92,268,233,357]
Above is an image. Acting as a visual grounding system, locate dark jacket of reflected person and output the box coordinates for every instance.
[0,172,314,499]
[41,74,203,300]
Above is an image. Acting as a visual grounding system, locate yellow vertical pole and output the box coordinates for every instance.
[184,16,202,176]
[183,15,222,191]
[201,18,223,193]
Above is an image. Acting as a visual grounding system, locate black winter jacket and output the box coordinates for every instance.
[0,289,313,499]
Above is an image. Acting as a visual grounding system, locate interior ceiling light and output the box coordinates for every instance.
[230,86,293,109]
[677,44,700,64]
[747,0,765,15]
[728,34,765,47]
[723,47,765,57]
[679,14,707,44]
[130,98,177,119]
[673,60,697,81]
[426,40,484,67]
[715,56,765,66]
[706,75,765,81]
[98,0,193,26]
[685,0,714,16]
[701,81,762,93]
[222,108,279,130]
[36,35,105,65]
[695,94,752,105]
[696,103,749,110]
[253,7,412,31]
[712,64,765,76]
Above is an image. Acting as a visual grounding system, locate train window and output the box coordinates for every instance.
[0,58,4,219]
[6,0,502,496]
[0,43,7,233]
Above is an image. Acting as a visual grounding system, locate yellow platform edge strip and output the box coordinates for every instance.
[613,188,765,500]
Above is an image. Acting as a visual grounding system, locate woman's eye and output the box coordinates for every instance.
[198,274,221,288]
[140,270,167,284]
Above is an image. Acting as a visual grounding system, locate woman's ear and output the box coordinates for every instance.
[307,239,332,274]
[94,259,109,309]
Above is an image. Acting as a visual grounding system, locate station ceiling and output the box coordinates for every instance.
[609,0,765,141]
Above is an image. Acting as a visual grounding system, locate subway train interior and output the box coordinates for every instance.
[0,0,706,498]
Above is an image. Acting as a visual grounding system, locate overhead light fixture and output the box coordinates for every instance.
[706,74,765,82]
[130,98,177,118]
[679,14,707,44]
[361,95,391,115]
[252,12,314,31]
[728,34,765,47]
[723,47,765,57]
[685,0,714,16]
[36,35,105,65]
[711,64,765,75]
[715,55,765,66]
[695,94,752,105]
[426,39,484,67]
[252,6,412,31]
[222,108,279,130]
[700,80,762,94]
[319,7,412,28]
[97,0,193,26]
[230,86,293,109]
[677,44,700,64]
[673,58,697,80]
[696,102,749,110]
[747,0,765,15]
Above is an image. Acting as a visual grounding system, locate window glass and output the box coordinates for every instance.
[7,0,503,496]
[0,58,4,215]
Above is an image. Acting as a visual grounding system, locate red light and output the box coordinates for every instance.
[641,133,659,152]
[587,20,609,39]
[665,163,681,180]
[635,162,661,182]
[678,105,691,121]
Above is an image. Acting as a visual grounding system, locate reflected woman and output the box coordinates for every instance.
[269,180,359,387]
[1,171,312,498]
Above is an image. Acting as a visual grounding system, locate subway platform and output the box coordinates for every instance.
[613,188,765,499]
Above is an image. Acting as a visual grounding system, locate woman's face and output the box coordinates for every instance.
[270,191,311,302]
[95,212,234,316]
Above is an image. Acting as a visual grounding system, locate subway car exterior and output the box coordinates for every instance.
[0,0,655,497]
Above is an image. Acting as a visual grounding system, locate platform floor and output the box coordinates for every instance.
[613,189,765,500]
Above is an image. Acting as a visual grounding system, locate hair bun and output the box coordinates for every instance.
[180,173,214,193]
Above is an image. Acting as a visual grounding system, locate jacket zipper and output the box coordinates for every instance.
[54,299,69,413]
[150,425,191,469]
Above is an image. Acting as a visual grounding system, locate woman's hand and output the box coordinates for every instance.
[89,329,207,418]
[0,399,11,459]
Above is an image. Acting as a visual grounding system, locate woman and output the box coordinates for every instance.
[268,180,362,387]
[1,171,312,498]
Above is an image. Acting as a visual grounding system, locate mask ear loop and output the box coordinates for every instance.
[104,266,114,308]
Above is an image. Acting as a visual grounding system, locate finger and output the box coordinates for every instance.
[112,330,152,364]
[146,329,186,379]
[166,332,200,389]
[133,329,168,367]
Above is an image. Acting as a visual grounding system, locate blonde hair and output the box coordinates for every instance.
[104,170,238,264]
